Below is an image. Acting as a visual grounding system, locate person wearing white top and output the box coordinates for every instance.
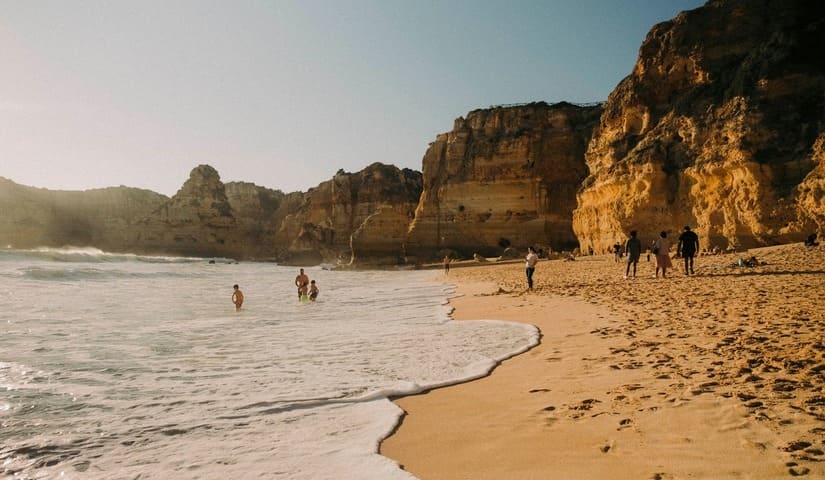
[525,246,539,290]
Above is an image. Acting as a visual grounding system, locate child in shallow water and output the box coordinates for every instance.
[232,284,244,311]
[309,280,319,301]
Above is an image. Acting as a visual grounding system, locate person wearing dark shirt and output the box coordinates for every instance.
[624,230,642,279]
[677,226,700,275]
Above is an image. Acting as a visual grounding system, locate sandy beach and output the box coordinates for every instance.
[381,243,825,479]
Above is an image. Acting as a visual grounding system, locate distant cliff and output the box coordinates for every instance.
[126,165,294,259]
[0,164,421,264]
[405,102,602,260]
[0,177,167,250]
[573,0,825,252]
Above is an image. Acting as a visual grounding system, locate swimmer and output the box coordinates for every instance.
[232,284,244,311]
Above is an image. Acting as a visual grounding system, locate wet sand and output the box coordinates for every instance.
[381,243,825,479]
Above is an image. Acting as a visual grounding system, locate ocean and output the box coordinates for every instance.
[0,248,537,479]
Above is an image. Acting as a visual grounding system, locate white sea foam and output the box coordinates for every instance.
[0,250,536,479]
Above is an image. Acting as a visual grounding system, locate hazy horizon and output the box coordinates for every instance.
[2,0,704,196]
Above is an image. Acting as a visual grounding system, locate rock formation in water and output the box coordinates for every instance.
[0,177,167,250]
[404,102,602,261]
[275,163,423,265]
[573,0,825,252]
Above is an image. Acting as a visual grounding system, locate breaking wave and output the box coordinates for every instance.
[0,247,225,264]
[16,266,193,281]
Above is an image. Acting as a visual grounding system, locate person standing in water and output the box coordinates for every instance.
[624,230,642,279]
[525,246,539,290]
[309,280,319,301]
[295,268,309,301]
[231,284,244,311]
[443,255,451,275]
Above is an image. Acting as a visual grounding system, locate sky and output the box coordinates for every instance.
[1,0,705,196]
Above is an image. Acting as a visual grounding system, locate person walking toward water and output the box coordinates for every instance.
[232,284,244,311]
[295,268,309,301]
[309,280,319,301]
[677,225,700,275]
[624,230,642,279]
[653,231,673,278]
[525,246,538,290]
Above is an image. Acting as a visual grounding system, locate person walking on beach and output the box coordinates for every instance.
[677,225,700,275]
[232,284,244,311]
[613,242,622,262]
[525,246,539,290]
[295,268,309,300]
[653,231,673,278]
[309,280,319,301]
[443,255,451,274]
[624,230,642,279]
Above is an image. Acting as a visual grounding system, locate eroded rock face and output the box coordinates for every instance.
[130,165,295,259]
[350,207,415,265]
[0,177,167,250]
[1,163,421,264]
[573,0,825,252]
[405,102,602,261]
[130,165,240,257]
[274,163,423,265]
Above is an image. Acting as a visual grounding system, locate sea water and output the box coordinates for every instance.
[0,248,538,479]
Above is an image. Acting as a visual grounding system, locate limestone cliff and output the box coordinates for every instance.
[1,163,421,264]
[404,102,602,261]
[130,165,293,259]
[274,163,422,265]
[573,0,825,252]
[0,177,167,250]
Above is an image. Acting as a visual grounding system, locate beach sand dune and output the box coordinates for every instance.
[382,243,825,479]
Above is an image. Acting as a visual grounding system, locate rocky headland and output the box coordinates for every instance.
[0,177,167,251]
[2,0,823,265]
[573,0,825,253]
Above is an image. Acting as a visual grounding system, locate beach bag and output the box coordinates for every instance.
[652,246,659,254]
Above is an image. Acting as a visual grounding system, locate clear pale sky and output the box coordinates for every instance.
[1,0,704,196]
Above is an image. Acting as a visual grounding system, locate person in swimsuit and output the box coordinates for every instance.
[232,284,244,311]
[309,280,319,301]
[295,268,309,300]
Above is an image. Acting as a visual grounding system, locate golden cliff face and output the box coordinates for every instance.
[405,102,602,260]
[574,0,825,252]
[274,163,423,265]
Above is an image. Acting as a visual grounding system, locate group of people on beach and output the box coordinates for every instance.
[229,267,320,311]
[625,226,700,279]
[522,226,702,289]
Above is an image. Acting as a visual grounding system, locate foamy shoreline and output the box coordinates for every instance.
[382,243,825,479]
